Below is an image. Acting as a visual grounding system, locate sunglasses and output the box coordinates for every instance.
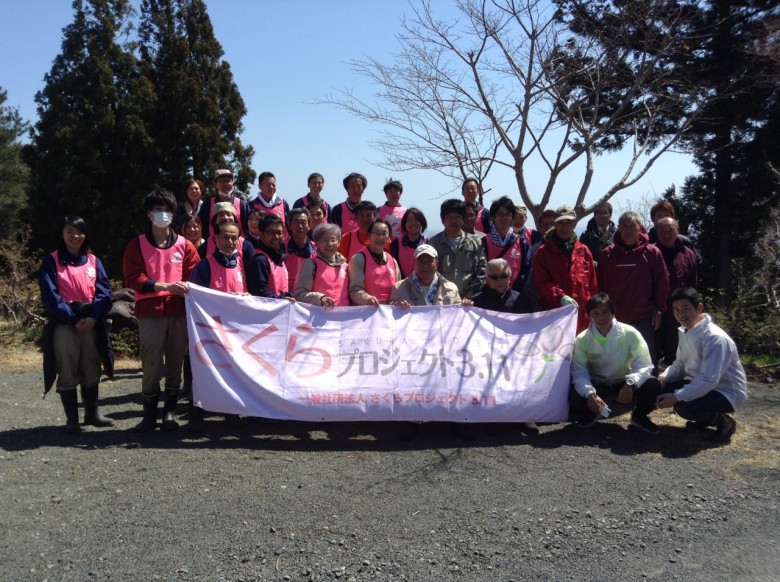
[488,274,510,280]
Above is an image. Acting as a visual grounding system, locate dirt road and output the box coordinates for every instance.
[1,363,778,581]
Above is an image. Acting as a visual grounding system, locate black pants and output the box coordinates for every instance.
[569,378,663,419]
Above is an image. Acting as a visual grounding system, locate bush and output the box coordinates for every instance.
[111,327,140,358]
[0,225,46,327]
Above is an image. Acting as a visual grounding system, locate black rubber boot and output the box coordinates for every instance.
[187,401,205,432]
[161,388,179,431]
[180,355,193,400]
[59,390,82,434]
[134,393,160,432]
[81,385,114,427]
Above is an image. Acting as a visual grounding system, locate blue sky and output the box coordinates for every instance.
[0,0,696,229]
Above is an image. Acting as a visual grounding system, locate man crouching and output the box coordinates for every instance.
[656,287,747,443]
[570,293,663,433]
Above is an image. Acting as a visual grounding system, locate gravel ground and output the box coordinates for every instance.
[0,364,778,582]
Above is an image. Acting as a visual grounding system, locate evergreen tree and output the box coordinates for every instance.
[138,0,255,197]
[674,1,779,302]
[557,0,780,304]
[0,88,30,237]
[25,0,152,275]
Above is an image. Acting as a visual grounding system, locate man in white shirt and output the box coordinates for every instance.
[657,287,748,443]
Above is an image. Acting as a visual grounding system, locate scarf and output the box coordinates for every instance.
[411,272,440,305]
[489,225,517,248]
[256,193,282,208]
[546,230,577,256]
[215,251,239,268]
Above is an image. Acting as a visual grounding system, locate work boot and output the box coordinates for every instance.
[180,355,193,400]
[161,388,179,431]
[134,393,160,432]
[81,385,114,427]
[711,413,737,443]
[59,390,82,434]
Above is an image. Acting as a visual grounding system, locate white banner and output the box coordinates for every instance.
[185,284,576,423]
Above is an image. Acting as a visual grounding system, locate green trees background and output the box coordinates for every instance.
[1,0,778,356]
[23,0,254,274]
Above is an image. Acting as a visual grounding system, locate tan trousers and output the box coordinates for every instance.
[53,324,101,391]
[138,315,187,396]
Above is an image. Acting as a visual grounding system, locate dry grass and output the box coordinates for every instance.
[647,404,780,478]
[0,342,42,373]
[0,322,140,374]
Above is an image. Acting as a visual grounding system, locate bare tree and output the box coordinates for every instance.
[325,0,708,222]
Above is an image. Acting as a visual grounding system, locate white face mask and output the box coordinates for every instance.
[151,211,173,228]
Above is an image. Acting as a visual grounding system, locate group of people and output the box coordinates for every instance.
[38,169,747,443]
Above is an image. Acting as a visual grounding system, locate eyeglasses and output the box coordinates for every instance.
[488,274,510,280]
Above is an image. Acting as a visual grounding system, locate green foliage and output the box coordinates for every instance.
[560,1,780,304]
[25,0,152,276]
[25,324,43,343]
[138,0,255,196]
[111,327,139,358]
[25,0,255,277]
[0,88,30,236]
[707,298,780,362]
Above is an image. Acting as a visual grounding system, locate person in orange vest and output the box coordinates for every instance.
[123,189,200,432]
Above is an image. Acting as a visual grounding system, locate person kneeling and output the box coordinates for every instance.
[571,293,662,433]
[656,287,747,443]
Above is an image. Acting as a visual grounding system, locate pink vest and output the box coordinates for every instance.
[312,256,349,306]
[360,250,397,304]
[206,254,247,293]
[210,197,244,236]
[285,244,317,291]
[206,234,246,258]
[253,197,287,237]
[254,249,290,295]
[484,236,524,287]
[393,236,427,279]
[135,235,187,302]
[297,195,329,221]
[339,201,358,233]
[53,251,97,303]
[378,205,407,238]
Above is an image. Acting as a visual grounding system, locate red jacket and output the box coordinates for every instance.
[598,231,669,321]
[123,231,199,318]
[653,239,698,305]
[533,237,598,333]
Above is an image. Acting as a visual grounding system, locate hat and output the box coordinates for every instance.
[515,204,527,215]
[554,205,577,222]
[214,169,233,180]
[213,202,237,217]
[414,244,438,260]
